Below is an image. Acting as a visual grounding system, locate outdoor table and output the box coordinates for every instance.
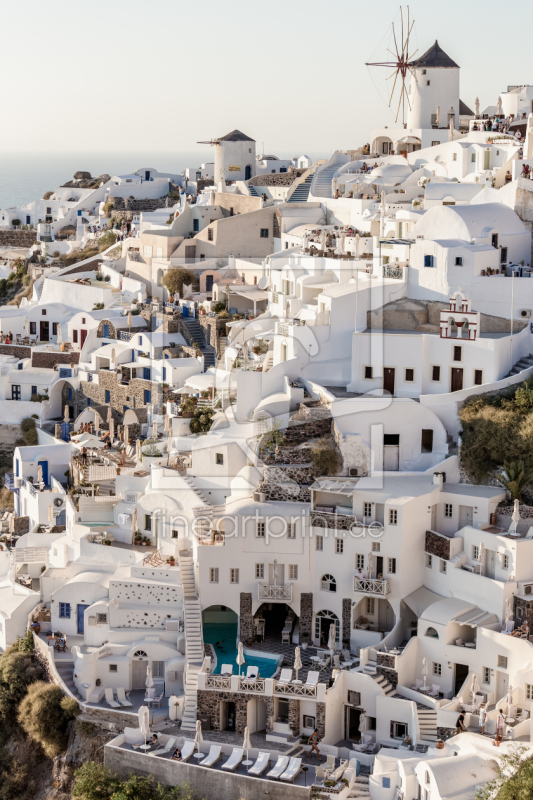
[140,744,153,751]
[193,752,205,759]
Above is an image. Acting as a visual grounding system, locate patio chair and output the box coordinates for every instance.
[278,669,293,684]
[180,740,195,762]
[318,656,331,672]
[116,687,133,707]
[151,736,177,758]
[246,666,260,679]
[280,757,302,782]
[248,752,270,776]
[152,692,164,708]
[314,765,329,785]
[199,744,222,767]
[267,755,290,779]
[455,638,463,647]
[330,762,347,782]
[333,654,342,669]
[105,688,120,708]
[220,664,233,676]
[221,747,244,772]
[305,671,320,689]
[428,684,440,698]
[326,754,336,768]
[411,679,423,690]
[342,650,356,667]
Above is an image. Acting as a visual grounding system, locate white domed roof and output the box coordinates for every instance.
[371,163,412,179]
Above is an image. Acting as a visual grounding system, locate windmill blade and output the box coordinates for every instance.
[392,21,400,61]
[389,69,400,107]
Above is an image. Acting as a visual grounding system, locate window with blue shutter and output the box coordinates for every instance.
[68,388,72,401]
[105,390,110,403]
[103,324,109,338]
[18,362,22,370]
[144,390,151,404]
[424,255,435,268]
[59,603,71,618]
[31,385,37,395]
[162,367,166,381]
[143,367,150,380]
[139,336,142,345]
[193,219,199,232]
[87,398,91,406]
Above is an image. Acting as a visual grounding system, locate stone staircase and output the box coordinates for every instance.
[362,664,396,696]
[181,318,217,370]
[312,164,339,198]
[217,335,228,364]
[348,775,371,800]
[177,546,204,730]
[248,184,259,197]
[505,353,533,377]
[417,705,438,745]
[55,661,80,698]
[288,172,314,203]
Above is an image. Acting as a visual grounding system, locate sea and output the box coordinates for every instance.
[0,150,327,209]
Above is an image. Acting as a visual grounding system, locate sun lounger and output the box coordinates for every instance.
[246,666,260,678]
[267,755,290,779]
[305,670,320,688]
[199,744,222,767]
[278,669,292,684]
[105,688,120,708]
[151,736,176,757]
[280,757,302,782]
[116,687,133,707]
[248,751,270,776]
[221,747,244,772]
[220,664,234,676]
[180,740,196,762]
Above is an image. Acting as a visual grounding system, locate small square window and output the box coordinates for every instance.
[316,535,323,551]
[59,602,70,618]
[471,153,476,163]
[440,560,447,573]
[474,369,483,386]
[364,366,373,380]
[356,554,365,569]
[364,502,372,517]
[256,522,265,538]
[389,509,398,525]
[483,667,490,684]
[216,453,224,465]
[289,565,298,580]
[405,368,414,382]
[210,568,219,583]
[453,346,462,362]
[97,613,107,624]
[372,542,380,552]
[172,530,179,538]
[526,683,532,700]
[455,256,463,266]
[109,664,118,672]
[230,568,239,584]
[255,563,264,579]
[260,229,269,238]
[498,655,508,669]
[445,504,453,518]
[433,662,441,675]
[42,309,47,316]
[452,153,458,162]
[432,365,441,382]
[388,557,396,574]
[426,554,433,567]
[335,538,344,554]
[426,80,430,86]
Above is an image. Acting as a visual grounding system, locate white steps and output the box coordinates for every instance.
[177,547,204,730]
[349,776,371,799]
[417,707,438,743]
[368,671,396,696]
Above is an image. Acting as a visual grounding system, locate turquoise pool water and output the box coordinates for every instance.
[203,623,281,677]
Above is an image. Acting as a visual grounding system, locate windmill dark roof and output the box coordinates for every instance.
[459,99,474,117]
[219,130,255,142]
[411,40,459,69]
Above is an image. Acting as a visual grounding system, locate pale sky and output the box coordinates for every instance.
[2,0,532,154]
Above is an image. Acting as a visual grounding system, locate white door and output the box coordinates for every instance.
[132,660,148,690]
[431,505,437,530]
[496,670,509,701]
[459,506,473,528]
[486,550,496,579]
[375,504,385,524]
[384,446,399,471]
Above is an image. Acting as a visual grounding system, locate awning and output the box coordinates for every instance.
[185,369,232,391]
[396,136,421,145]
[229,287,269,301]
[403,586,443,618]
[452,607,499,628]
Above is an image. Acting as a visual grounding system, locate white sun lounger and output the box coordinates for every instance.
[221,747,244,772]
[199,744,222,767]
[180,740,196,762]
[280,757,302,782]
[278,669,293,684]
[220,664,234,676]
[248,751,270,776]
[246,665,260,678]
[151,736,177,757]
[116,687,133,707]
[267,755,290,779]
[104,688,120,708]
[305,670,320,688]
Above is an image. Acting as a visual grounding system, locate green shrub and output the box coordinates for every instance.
[189,406,215,434]
[60,696,80,720]
[20,418,38,446]
[163,268,196,298]
[72,762,189,800]
[0,644,43,722]
[18,682,70,756]
[311,437,342,477]
[75,719,96,736]
[98,231,117,251]
[212,301,226,313]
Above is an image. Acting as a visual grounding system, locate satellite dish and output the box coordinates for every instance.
[257,276,269,290]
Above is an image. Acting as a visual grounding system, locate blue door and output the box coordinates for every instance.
[182,305,189,318]
[103,324,110,338]
[77,604,90,634]
[38,460,48,485]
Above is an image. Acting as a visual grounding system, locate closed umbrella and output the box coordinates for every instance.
[507,685,513,708]
[131,507,138,533]
[37,465,43,485]
[64,405,70,423]
[9,514,14,534]
[111,348,116,368]
[367,552,374,578]
[471,673,480,702]
[164,414,170,433]
[194,719,204,755]
[145,664,154,689]
[123,424,129,444]
[48,504,54,524]
[109,418,115,440]
[294,646,302,682]
[94,414,100,434]
[153,421,158,439]
[359,712,367,734]
[56,323,62,345]
[422,657,428,689]
[505,597,513,624]
[479,542,486,571]
[497,96,503,116]
[237,642,245,676]
[127,312,133,329]
[328,623,337,656]
[509,500,521,534]
[355,233,361,259]
[380,190,386,237]
[136,439,142,460]
[138,705,150,746]
[242,726,252,767]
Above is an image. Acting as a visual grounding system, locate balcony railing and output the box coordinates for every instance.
[383,265,404,280]
[275,681,318,697]
[239,677,265,693]
[118,330,132,341]
[205,675,231,690]
[258,584,293,601]
[20,477,37,498]
[4,473,16,491]
[353,577,391,596]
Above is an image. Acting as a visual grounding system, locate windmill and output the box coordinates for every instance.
[366,6,417,125]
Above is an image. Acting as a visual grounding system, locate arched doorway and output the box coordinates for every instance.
[315,610,339,648]
[132,649,149,689]
[202,605,239,674]
[245,165,252,180]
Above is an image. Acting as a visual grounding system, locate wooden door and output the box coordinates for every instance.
[459,505,473,528]
[451,368,463,392]
[132,660,148,690]
[40,321,49,341]
[383,368,395,395]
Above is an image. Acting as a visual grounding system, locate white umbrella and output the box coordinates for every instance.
[127,311,133,328]
[109,418,115,440]
[380,190,386,236]
[436,106,441,127]
[194,719,204,755]
[64,404,70,423]
[294,646,302,682]
[237,642,245,676]
[94,414,100,433]
[328,623,337,656]
[355,233,361,259]
[153,421,158,439]
[507,685,513,707]
[8,514,14,535]
[136,439,142,460]
[131,507,138,533]
[56,323,62,345]
[479,542,486,566]
[242,726,252,765]
[367,552,374,578]
[111,348,116,368]
[123,424,129,443]
[138,705,150,746]
[145,664,154,689]
[359,712,367,733]
[422,657,428,689]
[471,673,480,701]
[475,97,480,117]
[509,499,521,534]
[505,597,513,623]
[48,504,54,524]
[164,414,170,433]
[320,230,327,252]
[497,96,503,116]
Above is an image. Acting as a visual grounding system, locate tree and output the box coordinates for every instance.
[189,406,215,434]
[20,418,38,446]
[311,437,343,477]
[497,461,533,501]
[17,682,71,756]
[72,762,191,800]
[163,268,196,298]
[476,745,528,800]
[0,643,42,721]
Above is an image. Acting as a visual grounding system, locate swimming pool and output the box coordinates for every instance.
[203,623,281,677]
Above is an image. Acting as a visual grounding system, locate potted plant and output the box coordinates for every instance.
[134,532,142,544]
[301,631,310,650]
[168,556,176,566]
[104,539,111,546]
[30,620,41,635]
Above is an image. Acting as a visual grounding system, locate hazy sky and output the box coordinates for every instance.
[3,0,533,155]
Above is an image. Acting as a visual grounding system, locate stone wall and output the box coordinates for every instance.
[311,511,357,531]
[425,530,451,559]
[0,343,31,359]
[14,515,30,534]
[262,463,316,486]
[300,593,313,642]
[81,369,162,414]
[199,315,228,350]
[257,482,311,503]
[281,406,332,446]
[377,666,398,688]
[197,689,266,736]
[248,167,303,187]
[497,503,533,518]
[437,726,456,741]
[0,231,37,247]
[316,702,326,739]
[270,445,313,465]
[288,698,300,736]
[342,598,351,645]
[240,592,253,644]
[108,196,169,212]
[63,258,103,275]
[32,351,80,369]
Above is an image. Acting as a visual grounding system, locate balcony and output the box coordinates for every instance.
[353,577,391,596]
[257,584,293,601]
[274,680,317,697]
[4,473,16,491]
[383,265,404,280]
[205,675,232,690]
[239,677,265,693]
[118,330,132,341]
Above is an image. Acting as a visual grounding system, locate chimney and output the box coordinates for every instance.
[433,472,443,489]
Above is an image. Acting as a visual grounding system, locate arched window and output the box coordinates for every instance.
[315,609,340,644]
[134,650,148,658]
[321,574,337,592]
[424,627,438,639]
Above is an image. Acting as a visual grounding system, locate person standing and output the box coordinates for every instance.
[496,709,506,738]
[308,728,322,760]
[479,703,487,735]
[455,712,466,735]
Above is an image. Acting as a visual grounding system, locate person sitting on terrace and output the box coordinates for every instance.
[171,747,182,761]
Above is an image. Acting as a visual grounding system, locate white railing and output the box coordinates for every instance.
[239,678,265,693]
[353,578,391,596]
[15,547,47,563]
[205,675,231,689]
[275,681,317,697]
[258,584,293,601]
[51,476,64,494]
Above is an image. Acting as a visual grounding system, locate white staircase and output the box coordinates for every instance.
[417,706,438,745]
[177,545,204,730]
[312,164,339,198]
[363,665,396,696]
[349,775,371,800]
[181,475,210,505]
